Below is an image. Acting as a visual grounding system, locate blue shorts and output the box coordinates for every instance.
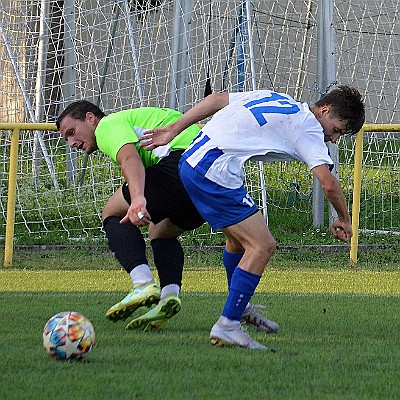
[178,158,259,230]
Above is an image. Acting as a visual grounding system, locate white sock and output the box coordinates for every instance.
[129,264,154,286]
[160,284,180,299]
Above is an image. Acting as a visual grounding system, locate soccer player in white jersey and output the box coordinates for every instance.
[140,86,365,349]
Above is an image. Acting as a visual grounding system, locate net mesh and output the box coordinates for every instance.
[0,0,399,245]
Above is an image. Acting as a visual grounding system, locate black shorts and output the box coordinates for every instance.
[122,150,205,231]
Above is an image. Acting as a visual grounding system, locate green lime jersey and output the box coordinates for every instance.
[94,107,200,167]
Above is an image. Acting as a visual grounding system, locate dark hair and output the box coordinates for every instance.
[314,85,365,134]
[56,100,105,130]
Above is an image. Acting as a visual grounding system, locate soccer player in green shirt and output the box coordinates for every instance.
[57,100,280,335]
[57,101,205,331]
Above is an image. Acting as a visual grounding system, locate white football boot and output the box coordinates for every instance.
[241,303,280,333]
[210,317,267,350]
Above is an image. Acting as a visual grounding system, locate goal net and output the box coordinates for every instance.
[0,0,399,246]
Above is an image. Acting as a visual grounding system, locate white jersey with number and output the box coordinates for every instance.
[183,90,333,189]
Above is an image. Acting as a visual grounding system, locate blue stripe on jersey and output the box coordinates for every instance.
[182,133,210,159]
[196,147,224,174]
[182,133,224,173]
[192,130,203,141]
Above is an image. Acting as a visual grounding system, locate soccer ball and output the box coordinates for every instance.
[43,311,95,360]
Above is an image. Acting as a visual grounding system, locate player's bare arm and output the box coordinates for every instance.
[117,143,151,226]
[139,92,229,150]
[312,164,352,242]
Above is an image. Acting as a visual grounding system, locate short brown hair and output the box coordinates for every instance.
[315,85,365,134]
[56,100,105,130]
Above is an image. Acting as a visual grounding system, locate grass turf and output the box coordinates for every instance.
[0,268,399,399]
[0,292,399,400]
[1,268,399,295]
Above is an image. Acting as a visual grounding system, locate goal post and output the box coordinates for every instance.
[3,127,19,267]
[350,124,400,265]
[1,0,400,265]
[1,123,57,267]
[2,122,399,267]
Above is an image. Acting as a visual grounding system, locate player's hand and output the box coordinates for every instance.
[138,124,178,150]
[120,197,151,226]
[331,219,352,242]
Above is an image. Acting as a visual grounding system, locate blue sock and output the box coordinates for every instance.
[222,267,261,321]
[223,248,244,289]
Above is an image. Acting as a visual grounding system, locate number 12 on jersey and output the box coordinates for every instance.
[244,93,300,127]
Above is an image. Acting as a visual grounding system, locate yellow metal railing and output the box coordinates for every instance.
[1,123,57,267]
[2,122,399,267]
[350,124,400,265]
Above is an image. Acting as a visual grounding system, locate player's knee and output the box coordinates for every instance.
[254,236,276,264]
[101,207,110,221]
[102,202,126,221]
[102,199,115,221]
[225,237,245,254]
[102,188,129,221]
[265,236,277,258]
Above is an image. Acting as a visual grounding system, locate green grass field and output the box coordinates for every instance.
[0,248,399,400]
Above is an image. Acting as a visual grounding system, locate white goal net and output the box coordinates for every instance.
[0,0,399,246]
